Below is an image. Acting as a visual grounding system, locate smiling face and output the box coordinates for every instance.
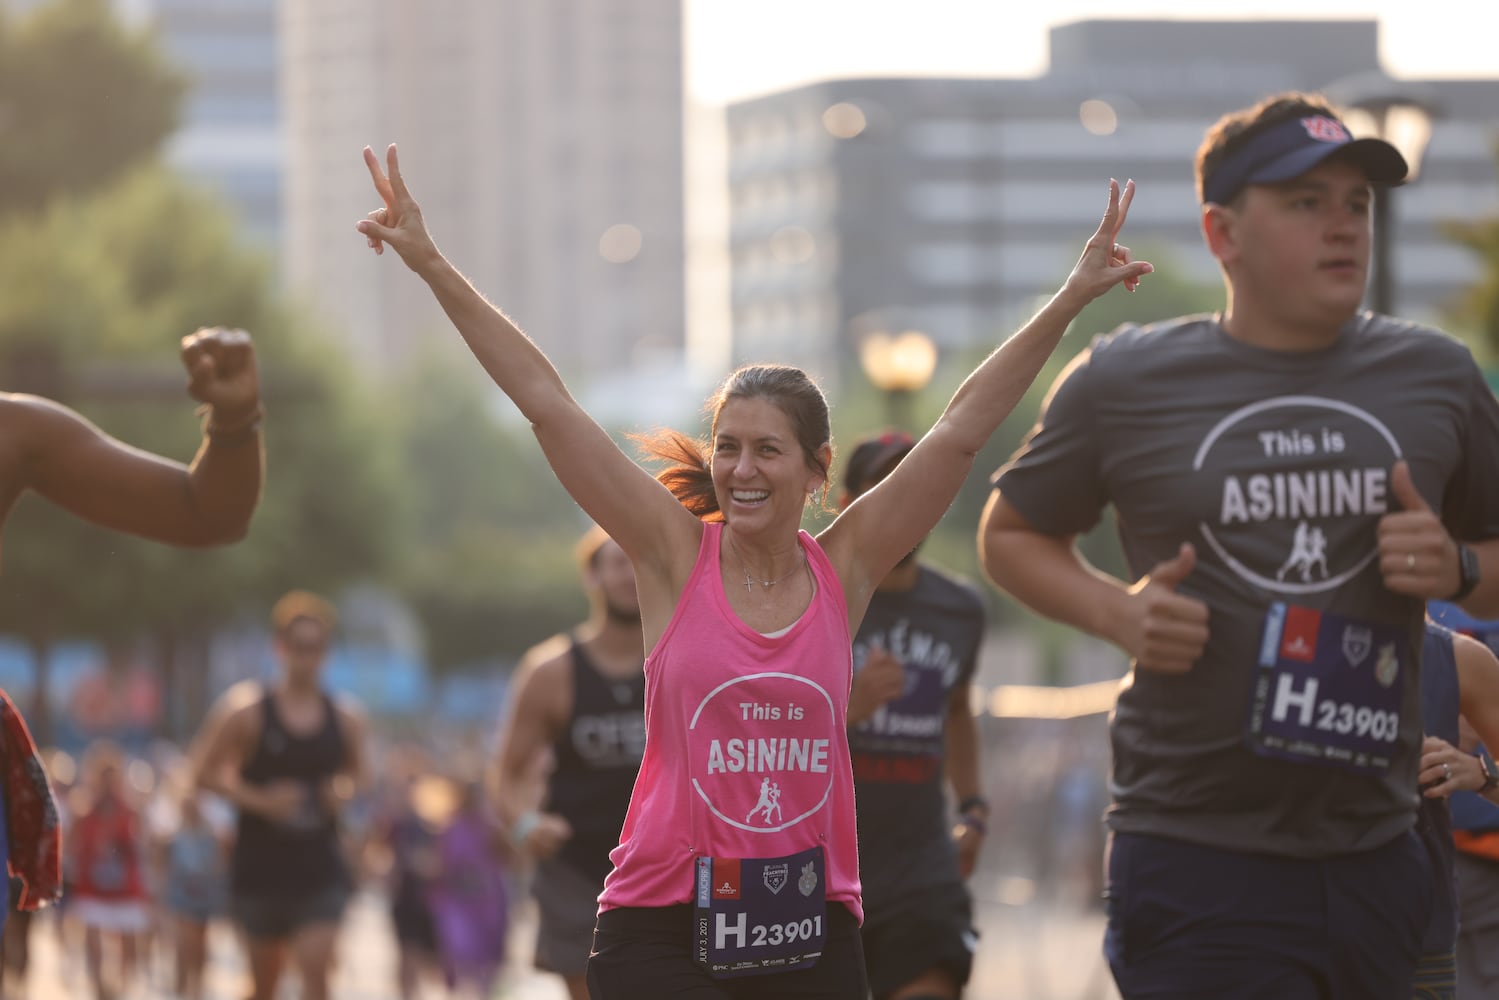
[710,396,828,536]
[1209,157,1373,334]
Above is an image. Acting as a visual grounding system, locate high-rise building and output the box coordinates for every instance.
[129,0,282,249]
[726,20,1499,382]
[281,0,686,378]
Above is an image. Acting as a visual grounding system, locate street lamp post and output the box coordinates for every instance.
[1330,75,1439,316]
[858,330,937,431]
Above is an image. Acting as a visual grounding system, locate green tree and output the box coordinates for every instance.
[389,350,596,673]
[1442,148,1499,361]
[0,168,399,740]
[0,0,183,220]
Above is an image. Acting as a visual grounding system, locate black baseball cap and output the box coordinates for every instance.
[1202,113,1408,205]
[842,430,915,498]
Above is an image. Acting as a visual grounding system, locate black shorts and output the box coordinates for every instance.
[859,881,976,999]
[231,883,351,941]
[391,883,436,951]
[586,902,866,1000]
[534,857,605,977]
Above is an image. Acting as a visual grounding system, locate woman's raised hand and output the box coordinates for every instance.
[356,143,439,274]
[1063,178,1154,302]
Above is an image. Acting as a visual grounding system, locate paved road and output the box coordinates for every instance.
[19,891,564,1000]
[18,886,1117,999]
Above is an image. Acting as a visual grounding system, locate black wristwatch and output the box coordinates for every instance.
[1478,753,1499,795]
[1450,543,1482,602]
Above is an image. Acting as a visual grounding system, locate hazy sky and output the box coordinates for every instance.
[686,0,1499,105]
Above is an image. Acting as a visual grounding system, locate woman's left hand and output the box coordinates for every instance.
[357,143,441,275]
[1062,178,1154,304]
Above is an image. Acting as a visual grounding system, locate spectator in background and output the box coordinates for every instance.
[190,591,370,1000]
[68,743,152,1000]
[379,755,443,1000]
[839,431,989,1000]
[159,785,232,1000]
[428,778,509,999]
[488,527,644,1000]
[1427,601,1499,999]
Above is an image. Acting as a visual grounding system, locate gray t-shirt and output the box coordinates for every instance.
[995,312,1499,859]
[849,564,985,910]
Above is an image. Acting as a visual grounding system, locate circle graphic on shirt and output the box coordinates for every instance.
[688,671,836,834]
[1192,395,1401,595]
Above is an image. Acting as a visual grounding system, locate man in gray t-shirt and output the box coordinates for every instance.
[980,91,1499,1000]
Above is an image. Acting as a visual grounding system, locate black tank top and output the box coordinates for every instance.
[231,691,350,896]
[546,639,645,883]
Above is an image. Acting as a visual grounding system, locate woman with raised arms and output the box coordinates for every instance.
[356,144,1150,999]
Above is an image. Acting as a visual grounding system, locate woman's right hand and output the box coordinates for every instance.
[357,143,440,274]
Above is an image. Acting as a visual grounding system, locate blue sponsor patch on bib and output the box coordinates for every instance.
[693,844,826,979]
[1248,602,1405,773]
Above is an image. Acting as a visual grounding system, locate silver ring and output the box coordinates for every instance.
[1444,762,1453,779]
[1406,553,1416,570]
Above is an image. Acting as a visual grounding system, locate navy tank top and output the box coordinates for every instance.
[545,639,645,884]
[232,691,350,896]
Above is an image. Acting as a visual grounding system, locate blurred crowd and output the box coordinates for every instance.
[2,736,515,1000]
[0,715,1112,1000]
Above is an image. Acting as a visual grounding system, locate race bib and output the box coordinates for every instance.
[1248,602,1406,773]
[693,845,826,979]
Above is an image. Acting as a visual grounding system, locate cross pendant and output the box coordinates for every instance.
[744,574,755,593]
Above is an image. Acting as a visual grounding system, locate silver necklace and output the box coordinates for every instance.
[728,533,804,593]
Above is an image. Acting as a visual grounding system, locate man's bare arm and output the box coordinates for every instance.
[490,640,574,857]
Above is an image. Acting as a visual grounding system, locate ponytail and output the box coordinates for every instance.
[630,428,723,521]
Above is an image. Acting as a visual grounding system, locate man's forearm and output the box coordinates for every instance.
[945,709,983,805]
[981,524,1132,648]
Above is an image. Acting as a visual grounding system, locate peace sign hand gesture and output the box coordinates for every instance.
[1062,178,1154,305]
[356,143,440,275]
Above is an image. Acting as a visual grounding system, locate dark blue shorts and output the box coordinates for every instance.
[1104,829,1431,1000]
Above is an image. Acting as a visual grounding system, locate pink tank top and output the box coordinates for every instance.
[598,521,862,922]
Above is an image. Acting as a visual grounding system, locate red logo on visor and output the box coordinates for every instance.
[1301,116,1350,144]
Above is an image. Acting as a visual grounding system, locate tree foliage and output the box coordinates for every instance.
[0,0,183,220]
[388,350,597,672]
[0,168,400,738]
[1442,146,1499,361]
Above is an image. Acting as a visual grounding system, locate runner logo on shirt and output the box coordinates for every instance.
[689,672,837,834]
[1192,396,1401,595]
